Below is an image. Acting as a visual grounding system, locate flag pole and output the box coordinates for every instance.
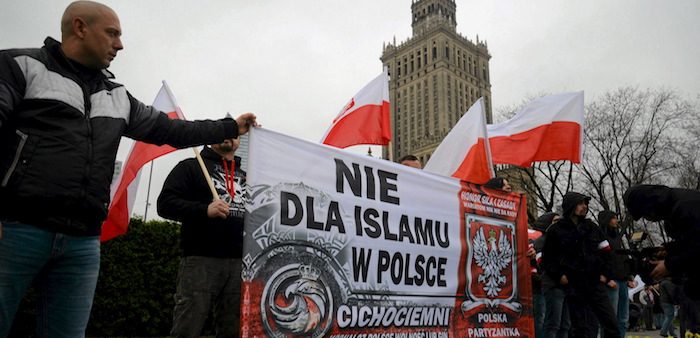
[194,148,220,200]
[480,97,495,179]
[144,161,154,220]
[161,81,219,201]
[385,66,394,162]
[387,140,394,162]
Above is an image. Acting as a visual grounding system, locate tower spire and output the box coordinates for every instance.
[411,0,457,37]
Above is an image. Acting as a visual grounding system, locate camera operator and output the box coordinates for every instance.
[623,184,700,335]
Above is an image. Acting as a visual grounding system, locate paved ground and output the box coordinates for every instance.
[627,328,679,338]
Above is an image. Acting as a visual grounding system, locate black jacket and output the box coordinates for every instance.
[531,212,557,293]
[624,185,700,299]
[659,278,678,305]
[157,147,247,258]
[541,192,612,290]
[0,38,238,236]
[598,210,634,281]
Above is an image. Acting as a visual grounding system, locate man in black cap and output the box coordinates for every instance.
[541,192,619,338]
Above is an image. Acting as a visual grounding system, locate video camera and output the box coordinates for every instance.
[617,231,664,285]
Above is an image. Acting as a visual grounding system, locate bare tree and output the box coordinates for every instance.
[576,87,697,244]
[507,161,573,218]
[674,99,700,189]
[494,88,697,228]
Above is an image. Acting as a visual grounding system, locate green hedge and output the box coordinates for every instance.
[88,218,181,336]
[10,218,216,336]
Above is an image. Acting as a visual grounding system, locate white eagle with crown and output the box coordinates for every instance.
[473,226,513,297]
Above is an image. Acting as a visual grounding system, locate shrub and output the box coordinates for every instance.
[87,218,181,336]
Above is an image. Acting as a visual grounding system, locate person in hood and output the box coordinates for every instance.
[158,137,249,338]
[541,192,620,338]
[598,210,636,338]
[623,184,700,336]
[532,212,564,338]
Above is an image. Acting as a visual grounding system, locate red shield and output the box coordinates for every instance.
[466,216,516,302]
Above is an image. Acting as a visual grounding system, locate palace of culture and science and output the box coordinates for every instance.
[381,0,492,163]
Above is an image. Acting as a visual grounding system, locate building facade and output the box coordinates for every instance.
[381,0,492,164]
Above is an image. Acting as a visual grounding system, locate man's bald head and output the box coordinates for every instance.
[60,1,123,69]
[61,1,117,38]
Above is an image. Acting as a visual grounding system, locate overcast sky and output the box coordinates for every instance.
[2,0,698,219]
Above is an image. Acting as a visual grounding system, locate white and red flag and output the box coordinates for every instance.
[598,239,612,252]
[100,82,183,241]
[321,70,391,148]
[424,98,494,184]
[487,91,584,167]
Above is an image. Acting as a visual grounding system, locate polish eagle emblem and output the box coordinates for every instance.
[472,226,513,297]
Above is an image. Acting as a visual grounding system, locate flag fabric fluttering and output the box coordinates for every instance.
[487,91,584,167]
[321,70,391,148]
[100,82,183,242]
[423,98,494,184]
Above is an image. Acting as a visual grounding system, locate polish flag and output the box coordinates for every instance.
[100,82,183,241]
[527,229,543,241]
[321,70,391,148]
[487,92,584,167]
[424,98,494,184]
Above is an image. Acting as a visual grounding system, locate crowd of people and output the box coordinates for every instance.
[399,157,700,338]
[524,185,700,338]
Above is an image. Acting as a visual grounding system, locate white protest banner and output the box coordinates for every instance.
[241,128,533,338]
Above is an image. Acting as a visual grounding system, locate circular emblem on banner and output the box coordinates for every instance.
[261,261,335,337]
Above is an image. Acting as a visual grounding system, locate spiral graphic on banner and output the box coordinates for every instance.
[262,264,334,337]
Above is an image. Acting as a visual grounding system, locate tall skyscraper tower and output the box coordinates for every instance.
[381,0,492,163]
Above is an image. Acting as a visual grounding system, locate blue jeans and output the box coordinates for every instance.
[535,293,547,338]
[0,221,100,337]
[606,281,629,338]
[544,287,571,338]
[660,302,676,336]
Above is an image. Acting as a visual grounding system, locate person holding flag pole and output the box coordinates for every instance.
[0,1,257,336]
[157,126,248,338]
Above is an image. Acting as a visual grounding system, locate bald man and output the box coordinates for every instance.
[0,1,257,336]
